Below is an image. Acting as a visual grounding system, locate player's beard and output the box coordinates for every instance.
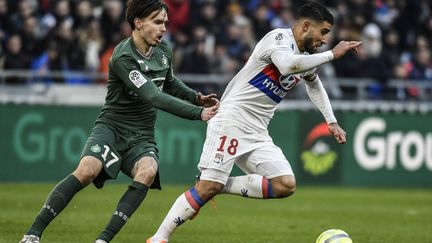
[303,35,315,54]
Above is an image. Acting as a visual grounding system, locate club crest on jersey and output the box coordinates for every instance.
[249,64,300,103]
[162,54,168,66]
[129,70,147,88]
[91,144,101,153]
[214,153,224,163]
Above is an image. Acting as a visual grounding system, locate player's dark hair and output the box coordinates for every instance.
[297,2,334,25]
[126,0,168,29]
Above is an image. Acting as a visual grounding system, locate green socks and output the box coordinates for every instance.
[98,181,148,242]
[27,174,83,237]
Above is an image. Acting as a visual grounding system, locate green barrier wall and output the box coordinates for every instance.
[341,113,432,187]
[0,104,299,184]
[1,104,431,187]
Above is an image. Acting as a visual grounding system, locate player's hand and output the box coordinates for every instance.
[201,103,219,121]
[196,92,219,107]
[328,122,346,144]
[331,41,362,59]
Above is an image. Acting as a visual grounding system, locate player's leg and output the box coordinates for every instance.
[96,146,159,243]
[221,143,296,198]
[20,156,102,242]
[20,123,120,243]
[148,170,226,243]
[148,119,239,243]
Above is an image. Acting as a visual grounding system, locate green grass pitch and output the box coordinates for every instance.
[2,183,432,242]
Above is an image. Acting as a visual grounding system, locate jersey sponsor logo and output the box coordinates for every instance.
[280,75,301,90]
[248,64,300,103]
[129,70,147,88]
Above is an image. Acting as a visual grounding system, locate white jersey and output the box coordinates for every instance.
[216,28,303,131]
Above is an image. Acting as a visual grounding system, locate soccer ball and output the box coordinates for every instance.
[316,229,352,243]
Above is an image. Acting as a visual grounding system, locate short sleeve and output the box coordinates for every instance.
[254,30,294,62]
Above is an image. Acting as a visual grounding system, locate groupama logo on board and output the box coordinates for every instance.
[300,122,338,176]
[354,117,432,171]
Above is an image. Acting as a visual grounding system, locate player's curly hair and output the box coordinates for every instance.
[126,0,168,30]
[297,1,334,25]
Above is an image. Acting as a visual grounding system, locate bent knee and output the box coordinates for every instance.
[133,157,158,185]
[73,156,102,185]
[271,176,296,198]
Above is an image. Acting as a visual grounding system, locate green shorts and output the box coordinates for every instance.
[81,122,161,189]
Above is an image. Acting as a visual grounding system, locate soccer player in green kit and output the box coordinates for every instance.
[19,1,219,243]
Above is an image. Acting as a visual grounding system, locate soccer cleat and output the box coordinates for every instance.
[19,235,40,243]
[146,238,167,243]
[95,240,108,243]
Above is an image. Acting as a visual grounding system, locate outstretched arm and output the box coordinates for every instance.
[304,75,346,144]
[163,72,198,104]
[271,41,361,76]
[113,55,211,120]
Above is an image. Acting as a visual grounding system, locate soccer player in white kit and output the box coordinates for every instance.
[148,2,361,242]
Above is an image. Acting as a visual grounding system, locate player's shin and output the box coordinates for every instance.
[26,174,84,237]
[221,174,274,199]
[97,181,148,242]
[150,187,207,242]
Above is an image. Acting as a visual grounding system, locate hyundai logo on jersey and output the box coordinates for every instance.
[249,64,300,103]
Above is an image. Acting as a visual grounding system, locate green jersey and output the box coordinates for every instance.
[96,37,203,135]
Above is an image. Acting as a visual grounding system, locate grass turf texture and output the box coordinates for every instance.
[2,184,431,243]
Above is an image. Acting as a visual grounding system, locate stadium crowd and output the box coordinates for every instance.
[0,0,431,99]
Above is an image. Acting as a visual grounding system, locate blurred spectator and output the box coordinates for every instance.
[4,34,31,84]
[171,29,189,71]
[98,19,131,84]
[219,19,250,64]
[99,0,124,47]
[19,15,44,56]
[0,0,12,38]
[209,42,240,75]
[251,4,272,40]
[78,18,104,72]
[30,41,62,83]
[406,47,432,80]
[420,14,432,45]
[396,46,432,99]
[335,23,392,98]
[0,0,429,101]
[373,0,400,29]
[382,28,401,75]
[165,0,190,34]
[179,41,211,74]
[271,7,295,29]
[193,1,222,37]
[73,0,94,31]
[47,20,85,70]
[361,23,393,98]
[39,0,74,37]
[9,0,37,32]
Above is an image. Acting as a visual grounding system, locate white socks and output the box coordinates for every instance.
[151,190,201,242]
[150,175,274,242]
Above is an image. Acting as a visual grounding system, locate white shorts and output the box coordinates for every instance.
[198,119,294,185]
